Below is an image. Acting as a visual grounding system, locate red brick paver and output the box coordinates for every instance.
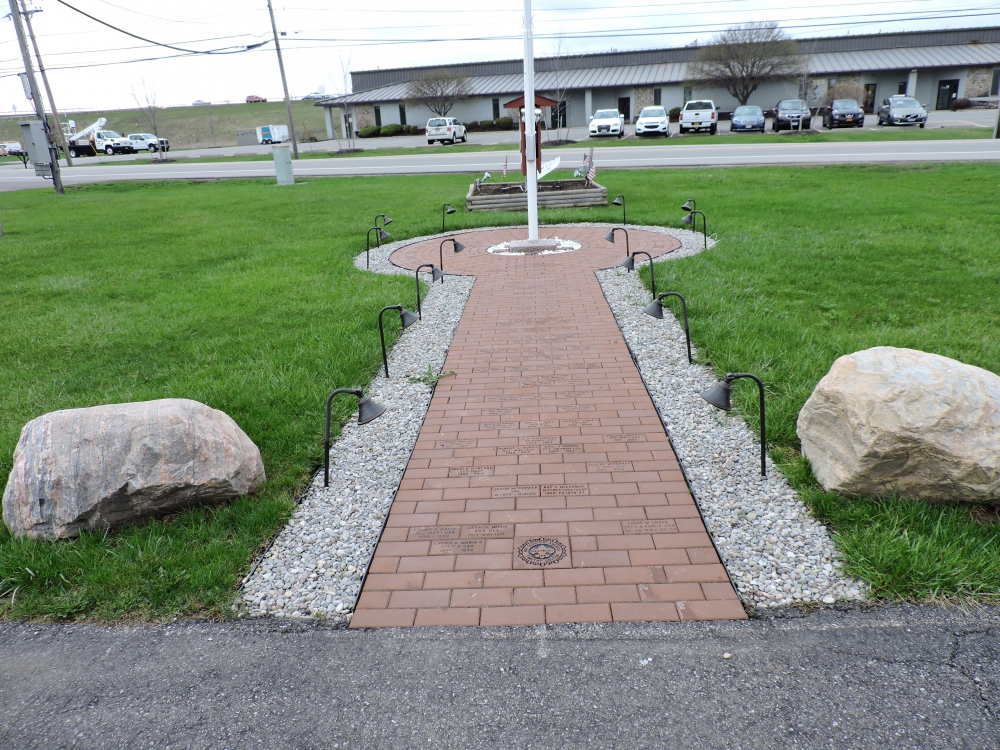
[351,227,746,627]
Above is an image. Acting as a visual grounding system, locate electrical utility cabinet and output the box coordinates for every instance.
[20,120,51,177]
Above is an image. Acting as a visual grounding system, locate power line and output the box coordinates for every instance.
[50,0,270,54]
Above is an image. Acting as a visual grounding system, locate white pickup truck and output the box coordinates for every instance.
[677,100,718,135]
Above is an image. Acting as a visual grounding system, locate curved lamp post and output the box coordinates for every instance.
[701,373,767,477]
[414,263,445,319]
[442,203,456,232]
[644,292,692,364]
[612,194,626,224]
[375,213,393,230]
[681,201,707,250]
[324,388,387,486]
[619,251,656,299]
[378,304,419,378]
[365,226,391,269]
[439,237,465,274]
[603,227,630,262]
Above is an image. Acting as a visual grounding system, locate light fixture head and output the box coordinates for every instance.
[612,195,623,206]
[378,228,391,240]
[701,378,733,411]
[444,204,455,215]
[453,240,466,252]
[681,213,694,226]
[619,255,635,271]
[400,307,419,329]
[431,266,446,282]
[682,200,694,212]
[382,216,393,225]
[603,230,616,243]
[483,172,491,180]
[357,394,388,424]
[642,298,664,319]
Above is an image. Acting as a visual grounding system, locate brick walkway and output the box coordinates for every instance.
[351,227,745,627]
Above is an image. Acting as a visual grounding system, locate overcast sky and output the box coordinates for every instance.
[0,0,996,113]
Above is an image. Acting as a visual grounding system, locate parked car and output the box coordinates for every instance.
[678,100,717,134]
[635,106,669,136]
[301,92,325,100]
[730,105,766,133]
[0,141,24,156]
[192,99,210,106]
[127,133,170,152]
[589,108,625,138]
[773,99,812,131]
[877,95,928,128]
[246,95,267,103]
[823,99,865,129]
[425,117,467,145]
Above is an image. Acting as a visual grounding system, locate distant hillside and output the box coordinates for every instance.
[0,100,337,150]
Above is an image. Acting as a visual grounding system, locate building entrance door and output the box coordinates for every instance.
[936,79,959,110]
[862,84,877,112]
[618,97,631,122]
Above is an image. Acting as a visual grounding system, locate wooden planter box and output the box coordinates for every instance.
[466,180,607,211]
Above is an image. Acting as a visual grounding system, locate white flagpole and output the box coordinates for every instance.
[523,0,539,240]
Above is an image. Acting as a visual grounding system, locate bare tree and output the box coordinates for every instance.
[547,40,570,143]
[687,22,799,106]
[406,71,471,117]
[329,53,356,152]
[824,83,865,106]
[130,81,165,160]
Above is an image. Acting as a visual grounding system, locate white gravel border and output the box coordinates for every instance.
[596,237,866,610]
[241,223,864,622]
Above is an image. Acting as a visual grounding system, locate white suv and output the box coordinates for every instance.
[426,117,467,145]
[635,106,669,136]
[128,133,170,153]
[589,109,625,138]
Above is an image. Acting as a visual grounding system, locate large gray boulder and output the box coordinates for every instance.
[3,398,265,539]
[797,347,1000,502]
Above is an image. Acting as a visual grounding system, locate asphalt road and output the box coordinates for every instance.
[2,604,997,749]
[3,138,1000,193]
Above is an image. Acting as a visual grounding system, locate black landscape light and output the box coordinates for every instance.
[439,237,465,273]
[603,227,630,262]
[681,203,708,250]
[324,388,387,486]
[619,250,657,298]
[682,199,696,213]
[376,213,393,228]
[701,373,767,477]
[415,263,445,318]
[442,203,456,231]
[378,304,419,379]
[644,292,692,364]
[365,225,391,268]
[613,194,626,224]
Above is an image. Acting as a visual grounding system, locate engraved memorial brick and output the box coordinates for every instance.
[541,484,589,496]
[588,462,633,471]
[623,520,678,534]
[436,440,477,448]
[430,539,486,555]
[560,404,597,412]
[604,433,648,443]
[499,446,537,455]
[492,485,541,498]
[409,526,461,540]
[523,436,558,445]
[462,524,514,539]
[449,467,493,477]
[540,444,583,454]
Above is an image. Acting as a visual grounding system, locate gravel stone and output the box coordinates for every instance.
[596,232,866,611]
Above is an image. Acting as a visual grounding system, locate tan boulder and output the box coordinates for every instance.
[3,398,265,539]
[797,347,1000,502]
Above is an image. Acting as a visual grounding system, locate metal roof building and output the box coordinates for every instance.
[316,26,1000,136]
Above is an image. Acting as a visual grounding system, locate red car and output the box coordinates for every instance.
[246,95,267,103]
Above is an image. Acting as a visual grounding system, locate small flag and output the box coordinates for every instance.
[587,161,596,183]
[502,157,508,179]
[582,153,590,169]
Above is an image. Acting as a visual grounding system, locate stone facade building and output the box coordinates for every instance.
[318,26,1000,137]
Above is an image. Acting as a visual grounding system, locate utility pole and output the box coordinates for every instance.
[6,0,63,193]
[265,0,299,159]
[21,1,72,166]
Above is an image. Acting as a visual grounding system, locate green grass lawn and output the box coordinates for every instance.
[1,162,998,620]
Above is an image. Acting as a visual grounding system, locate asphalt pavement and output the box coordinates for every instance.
[3,137,1000,193]
[1,603,997,749]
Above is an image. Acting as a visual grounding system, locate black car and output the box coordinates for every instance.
[823,98,865,129]
[730,105,766,133]
[772,99,812,131]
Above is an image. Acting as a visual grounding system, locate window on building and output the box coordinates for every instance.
[373,105,381,127]
[827,78,837,89]
[653,88,662,106]
[550,101,567,129]
[898,81,907,95]
[492,98,500,120]
[683,86,692,103]
[992,69,1000,96]
[399,104,406,126]
[343,112,354,135]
